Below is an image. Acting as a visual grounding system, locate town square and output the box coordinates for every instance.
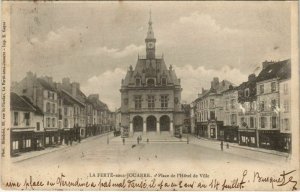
[1,1,299,191]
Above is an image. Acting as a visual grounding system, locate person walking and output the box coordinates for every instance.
[137,136,140,144]
[122,138,125,145]
[220,141,224,151]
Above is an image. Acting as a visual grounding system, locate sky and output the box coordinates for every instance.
[10,1,292,110]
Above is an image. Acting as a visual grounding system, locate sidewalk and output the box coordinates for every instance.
[192,135,289,157]
[12,132,112,163]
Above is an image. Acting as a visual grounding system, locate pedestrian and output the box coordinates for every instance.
[226,143,229,149]
[137,137,140,144]
[220,141,223,151]
[122,138,125,145]
[147,138,149,143]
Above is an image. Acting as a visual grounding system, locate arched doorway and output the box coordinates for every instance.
[160,115,170,131]
[133,116,143,132]
[146,116,157,131]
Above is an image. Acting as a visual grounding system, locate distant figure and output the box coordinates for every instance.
[147,138,149,143]
[137,137,140,144]
[122,138,125,145]
[220,141,224,151]
[155,155,157,158]
[226,143,229,149]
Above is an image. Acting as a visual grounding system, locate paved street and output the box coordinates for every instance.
[10,133,289,173]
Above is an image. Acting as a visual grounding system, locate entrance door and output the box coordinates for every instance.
[160,115,170,131]
[133,116,143,132]
[146,116,157,131]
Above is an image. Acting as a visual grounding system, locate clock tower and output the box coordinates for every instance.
[145,11,156,59]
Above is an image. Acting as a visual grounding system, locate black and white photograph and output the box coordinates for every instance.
[1,1,299,191]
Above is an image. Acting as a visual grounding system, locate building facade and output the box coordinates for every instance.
[10,92,44,156]
[194,77,233,140]
[237,74,258,147]
[279,78,291,152]
[222,87,239,143]
[256,60,291,150]
[120,15,183,136]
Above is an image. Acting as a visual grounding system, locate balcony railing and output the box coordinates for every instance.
[129,107,174,112]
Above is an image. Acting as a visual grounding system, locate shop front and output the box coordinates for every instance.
[258,130,280,150]
[223,126,238,143]
[277,133,291,152]
[238,129,257,147]
[11,129,34,156]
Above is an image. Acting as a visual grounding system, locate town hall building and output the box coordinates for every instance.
[120,14,183,136]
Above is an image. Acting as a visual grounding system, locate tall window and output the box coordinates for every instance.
[13,112,19,126]
[161,78,167,86]
[259,84,264,94]
[134,96,142,109]
[161,95,168,108]
[260,117,266,128]
[209,99,215,108]
[283,118,290,130]
[271,99,277,110]
[210,111,215,120]
[24,112,30,126]
[46,118,50,127]
[52,103,55,113]
[36,122,40,131]
[271,82,276,92]
[231,114,237,125]
[260,101,265,111]
[231,99,236,109]
[284,100,289,112]
[250,117,254,128]
[52,118,55,127]
[148,95,155,108]
[46,102,50,113]
[225,101,229,111]
[284,83,288,95]
[64,118,68,128]
[272,116,277,128]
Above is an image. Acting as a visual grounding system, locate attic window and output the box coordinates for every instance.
[147,79,155,87]
[161,78,167,86]
[136,78,141,86]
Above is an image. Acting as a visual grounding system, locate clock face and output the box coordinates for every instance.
[147,42,155,49]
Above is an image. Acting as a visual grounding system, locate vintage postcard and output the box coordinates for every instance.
[1,1,299,191]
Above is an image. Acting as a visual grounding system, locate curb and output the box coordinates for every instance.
[193,136,289,157]
[12,132,113,163]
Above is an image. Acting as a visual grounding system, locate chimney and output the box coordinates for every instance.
[211,77,219,89]
[88,94,99,100]
[55,82,62,90]
[262,60,274,69]
[248,73,256,81]
[62,77,70,86]
[71,82,79,97]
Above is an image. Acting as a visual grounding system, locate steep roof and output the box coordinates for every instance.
[123,58,180,87]
[11,92,43,116]
[61,90,85,107]
[11,92,35,112]
[37,78,56,91]
[21,96,44,115]
[256,59,291,82]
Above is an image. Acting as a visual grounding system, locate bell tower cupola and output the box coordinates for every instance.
[145,10,156,59]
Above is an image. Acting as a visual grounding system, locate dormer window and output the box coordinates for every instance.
[244,88,249,97]
[147,78,155,87]
[161,78,167,86]
[136,78,141,86]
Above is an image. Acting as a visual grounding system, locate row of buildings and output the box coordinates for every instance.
[190,59,291,152]
[10,72,114,156]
